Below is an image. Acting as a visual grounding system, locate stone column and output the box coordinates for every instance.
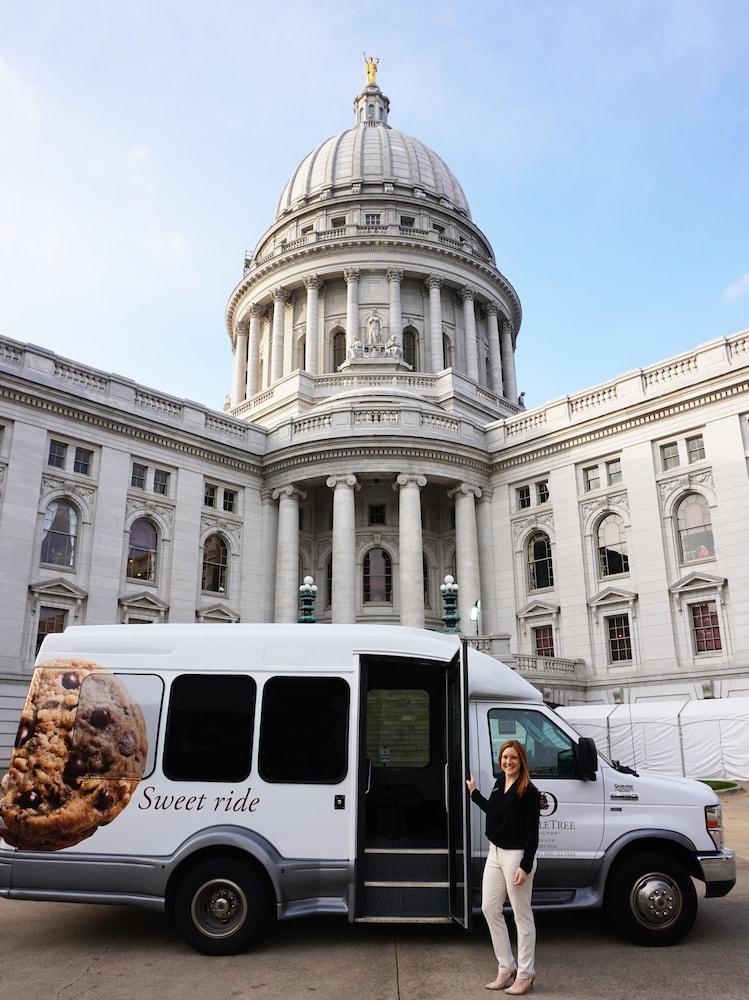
[395,473,427,628]
[272,484,306,622]
[344,268,360,353]
[448,483,482,633]
[269,287,287,384]
[326,474,358,623]
[246,303,262,398]
[387,268,404,350]
[486,302,504,398]
[303,274,321,376]
[259,488,278,622]
[230,324,248,408]
[501,318,518,404]
[460,287,479,382]
[475,487,497,635]
[425,273,445,372]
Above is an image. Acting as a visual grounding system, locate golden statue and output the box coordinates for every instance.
[363,53,379,86]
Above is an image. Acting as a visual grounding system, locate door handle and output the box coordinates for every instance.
[444,762,449,806]
[365,757,372,795]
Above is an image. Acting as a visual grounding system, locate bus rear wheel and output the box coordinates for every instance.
[174,858,271,955]
[606,851,697,946]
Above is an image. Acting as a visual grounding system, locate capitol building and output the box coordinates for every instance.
[1,66,748,759]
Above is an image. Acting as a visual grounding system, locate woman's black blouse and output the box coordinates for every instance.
[471,779,541,874]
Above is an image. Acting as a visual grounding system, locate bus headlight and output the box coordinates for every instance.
[705,804,724,850]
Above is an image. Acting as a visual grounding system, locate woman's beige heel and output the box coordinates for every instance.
[505,973,535,995]
[485,969,516,990]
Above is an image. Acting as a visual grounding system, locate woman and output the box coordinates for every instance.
[467,740,541,995]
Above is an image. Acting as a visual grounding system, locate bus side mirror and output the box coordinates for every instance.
[576,737,599,779]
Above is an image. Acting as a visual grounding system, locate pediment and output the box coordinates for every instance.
[197,603,240,623]
[587,587,638,608]
[668,571,727,595]
[118,590,170,612]
[517,600,560,619]
[29,577,87,600]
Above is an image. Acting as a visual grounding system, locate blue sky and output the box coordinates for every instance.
[1,0,747,411]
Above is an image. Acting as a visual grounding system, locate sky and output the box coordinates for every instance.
[1,0,748,412]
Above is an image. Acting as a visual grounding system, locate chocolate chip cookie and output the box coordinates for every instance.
[0,659,148,851]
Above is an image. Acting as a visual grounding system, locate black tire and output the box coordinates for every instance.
[605,850,698,946]
[173,858,271,955]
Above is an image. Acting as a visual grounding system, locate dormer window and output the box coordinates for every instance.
[365,213,381,226]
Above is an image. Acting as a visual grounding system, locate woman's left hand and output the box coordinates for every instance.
[513,868,527,887]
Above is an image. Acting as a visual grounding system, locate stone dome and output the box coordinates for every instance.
[275,83,471,221]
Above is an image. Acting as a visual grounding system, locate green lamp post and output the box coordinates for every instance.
[440,575,460,633]
[298,576,318,623]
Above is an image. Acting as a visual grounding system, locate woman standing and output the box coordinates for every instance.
[466,740,541,995]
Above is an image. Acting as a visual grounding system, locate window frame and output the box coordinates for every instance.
[689,600,722,655]
[40,499,79,569]
[487,707,577,780]
[527,531,554,592]
[131,463,147,491]
[126,517,159,582]
[605,613,633,664]
[73,447,93,476]
[660,441,680,471]
[35,606,68,655]
[686,434,706,464]
[532,624,555,658]
[153,469,170,496]
[48,440,67,470]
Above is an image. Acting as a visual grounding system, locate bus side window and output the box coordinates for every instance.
[488,708,576,778]
[259,677,349,783]
[163,674,256,782]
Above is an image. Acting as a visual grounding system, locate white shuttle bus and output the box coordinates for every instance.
[0,624,736,953]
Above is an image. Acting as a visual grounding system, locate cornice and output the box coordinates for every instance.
[262,440,491,480]
[226,237,522,337]
[492,374,749,473]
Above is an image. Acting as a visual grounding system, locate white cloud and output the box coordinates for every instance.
[127,143,152,163]
[724,273,749,302]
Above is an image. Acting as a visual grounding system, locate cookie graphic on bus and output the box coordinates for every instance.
[0,660,147,851]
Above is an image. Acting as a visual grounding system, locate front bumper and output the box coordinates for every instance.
[696,848,736,898]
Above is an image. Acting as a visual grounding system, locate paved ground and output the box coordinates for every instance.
[1,791,747,1000]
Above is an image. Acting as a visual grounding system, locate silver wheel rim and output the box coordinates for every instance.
[629,871,683,930]
[191,877,248,939]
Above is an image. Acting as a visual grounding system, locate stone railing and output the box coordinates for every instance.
[205,414,246,439]
[54,361,108,394]
[569,384,617,415]
[353,409,399,425]
[421,413,459,433]
[292,414,332,436]
[135,389,183,419]
[506,409,548,437]
[644,355,697,387]
[464,637,493,654]
[514,654,581,676]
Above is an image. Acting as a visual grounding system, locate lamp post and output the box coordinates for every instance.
[298,576,318,623]
[440,575,460,633]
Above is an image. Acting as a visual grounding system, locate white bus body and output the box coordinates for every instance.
[0,624,735,953]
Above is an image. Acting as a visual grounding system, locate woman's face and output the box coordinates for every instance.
[500,746,521,778]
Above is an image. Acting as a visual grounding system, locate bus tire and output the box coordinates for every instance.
[174,857,271,955]
[606,850,697,946]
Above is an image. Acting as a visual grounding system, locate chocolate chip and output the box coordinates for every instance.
[63,753,88,786]
[88,709,111,729]
[61,672,81,690]
[118,733,135,756]
[18,790,41,810]
[14,721,34,748]
[94,788,114,812]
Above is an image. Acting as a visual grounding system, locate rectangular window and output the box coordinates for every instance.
[690,601,722,653]
[259,677,349,783]
[366,689,430,767]
[686,435,706,464]
[364,213,381,226]
[153,469,169,496]
[204,483,217,508]
[400,215,415,228]
[488,708,576,778]
[368,503,386,526]
[131,463,147,490]
[607,615,632,663]
[583,466,600,492]
[298,508,305,533]
[606,458,622,485]
[164,674,256,781]
[48,441,67,469]
[223,489,237,513]
[331,216,346,229]
[536,480,550,504]
[660,442,680,471]
[432,223,445,234]
[533,625,555,658]
[301,225,313,236]
[36,607,67,654]
[73,447,92,476]
[517,485,531,510]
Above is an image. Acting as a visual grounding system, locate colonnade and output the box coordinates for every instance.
[260,474,496,634]
[229,267,518,406]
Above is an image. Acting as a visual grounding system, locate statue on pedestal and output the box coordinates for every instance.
[363,53,379,86]
[348,338,363,360]
[365,310,383,347]
[386,335,402,360]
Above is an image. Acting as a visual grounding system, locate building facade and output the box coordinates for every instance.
[2,73,749,759]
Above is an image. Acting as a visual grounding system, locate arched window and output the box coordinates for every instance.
[297,335,306,372]
[485,355,492,389]
[202,534,228,593]
[333,329,346,370]
[527,532,553,591]
[326,555,333,609]
[423,554,430,608]
[363,547,392,603]
[442,333,452,369]
[40,500,78,567]
[677,493,714,563]
[597,514,629,577]
[403,328,417,369]
[127,518,158,581]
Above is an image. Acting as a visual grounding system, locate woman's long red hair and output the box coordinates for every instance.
[498,739,531,796]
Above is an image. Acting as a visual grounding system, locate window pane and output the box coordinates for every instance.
[517,485,531,510]
[660,442,679,470]
[363,548,392,602]
[368,504,386,526]
[202,535,228,592]
[259,677,349,783]
[527,532,553,590]
[691,601,722,653]
[333,331,346,369]
[153,470,169,495]
[686,435,705,463]
[131,463,147,489]
[488,708,575,778]
[533,625,554,657]
[164,674,255,781]
[607,615,632,662]
[606,459,622,485]
[223,489,236,513]
[127,518,157,581]
[677,494,714,562]
[204,484,217,507]
[583,467,600,491]
[598,514,630,576]
[536,480,549,504]
[403,330,417,368]
[40,500,77,567]
[36,607,67,654]
[367,689,430,768]
[48,441,67,469]
[73,447,92,475]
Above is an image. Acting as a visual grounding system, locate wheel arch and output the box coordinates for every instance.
[597,830,701,896]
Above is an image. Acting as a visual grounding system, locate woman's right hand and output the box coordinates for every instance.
[466,773,476,794]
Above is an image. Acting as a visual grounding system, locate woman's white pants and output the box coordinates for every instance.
[481,845,536,977]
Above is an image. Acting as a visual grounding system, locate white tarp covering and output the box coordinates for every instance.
[558,698,749,781]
